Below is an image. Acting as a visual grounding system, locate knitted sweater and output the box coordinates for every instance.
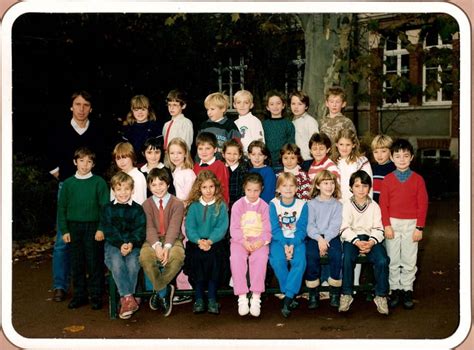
[142,195,184,246]
[319,113,356,144]
[57,174,110,233]
[162,114,194,150]
[185,199,229,244]
[371,160,396,203]
[248,166,276,203]
[47,119,108,180]
[307,196,342,242]
[230,197,271,245]
[269,197,308,246]
[262,118,295,166]
[228,161,248,208]
[337,156,373,201]
[122,120,163,159]
[307,156,341,181]
[234,112,265,155]
[99,200,146,249]
[379,171,429,227]
[276,166,311,201]
[198,116,241,155]
[293,112,319,161]
[193,160,230,204]
[340,197,384,245]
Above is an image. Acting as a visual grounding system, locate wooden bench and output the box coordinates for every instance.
[108,255,373,319]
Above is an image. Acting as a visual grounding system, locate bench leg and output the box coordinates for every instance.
[108,273,118,319]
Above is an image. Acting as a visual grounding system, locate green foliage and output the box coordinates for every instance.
[12,154,57,240]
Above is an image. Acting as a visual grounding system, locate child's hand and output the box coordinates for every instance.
[384,226,394,239]
[413,228,423,242]
[155,245,164,260]
[95,230,104,241]
[243,240,253,252]
[284,244,294,260]
[359,240,375,254]
[120,243,129,256]
[62,233,71,243]
[318,238,329,256]
[252,240,264,250]
[354,240,365,253]
[160,247,170,266]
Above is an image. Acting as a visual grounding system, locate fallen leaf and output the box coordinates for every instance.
[432,270,444,275]
[276,323,284,327]
[63,325,85,333]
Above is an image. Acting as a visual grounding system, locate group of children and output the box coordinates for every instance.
[57,85,428,320]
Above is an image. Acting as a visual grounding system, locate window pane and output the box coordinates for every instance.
[425,31,438,46]
[401,54,409,77]
[386,33,398,50]
[385,56,397,72]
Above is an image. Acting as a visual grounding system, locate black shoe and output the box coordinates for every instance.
[53,288,66,302]
[149,292,162,311]
[207,299,220,315]
[162,285,175,317]
[68,297,88,309]
[329,286,340,308]
[289,298,299,310]
[281,297,292,318]
[308,289,319,309]
[193,299,206,314]
[90,296,103,310]
[402,290,414,309]
[389,289,401,309]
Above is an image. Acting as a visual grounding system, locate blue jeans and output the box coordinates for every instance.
[104,242,141,297]
[52,182,70,291]
[341,235,390,296]
[305,237,342,283]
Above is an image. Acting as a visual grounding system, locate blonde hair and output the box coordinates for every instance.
[331,128,362,163]
[110,171,134,190]
[113,141,136,161]
[124,95,157,125]
[325,86,346,102]
[186,170,226,213]
[233,90,253,104]
[164,137,194,171]
[371,134,393,150]
[204,92,229,110]
[275,172,297,199]
[310,170,341,199]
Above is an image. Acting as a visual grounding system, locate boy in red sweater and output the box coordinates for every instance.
[379,139,428,310]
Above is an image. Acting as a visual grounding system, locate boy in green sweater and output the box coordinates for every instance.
[57,147,109,310]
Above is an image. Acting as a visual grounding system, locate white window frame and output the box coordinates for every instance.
[215,55,247,112]
[422,34,453,106]
[383,35,410,107]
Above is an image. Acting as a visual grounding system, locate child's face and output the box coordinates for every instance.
[223,146,241,167]
[74,156,94,176]
[207,104,226,121]
[290,96,307,117]
[149,177,169,199]
[132,107,149,123]
[168,101,185,117]
[248,147,266,168]
[391,149,414,172]
[266,96,285,117]
[197,142,217,163]
[310,143,330,163]
[317,179,335,200]
[168,144,185,168]
[233,97,253,116]
[200,179,216,203]
[278,180,297,201]
[351,178,370,203]
[113,183,133,204]
[244,182,262,203]
[336,137,355,159]
[373,147,391,165]
[325,94,346,117]
[282,152,298,170]
[144,147,161,167]
[115,155,134,172]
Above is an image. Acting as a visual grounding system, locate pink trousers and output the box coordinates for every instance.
[230,242,269,296]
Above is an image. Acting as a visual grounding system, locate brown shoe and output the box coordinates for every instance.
[53,288,66,302]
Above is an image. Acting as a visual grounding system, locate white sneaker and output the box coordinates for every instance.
[374,296,389,315]
[338,294,353,312]
[249,297,261,317]
[238,296,249,316]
